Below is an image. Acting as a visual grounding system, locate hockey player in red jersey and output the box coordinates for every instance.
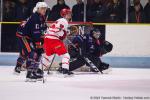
[43,8,73,76]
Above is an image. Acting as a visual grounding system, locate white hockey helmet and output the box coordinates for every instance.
[33,2,49,13]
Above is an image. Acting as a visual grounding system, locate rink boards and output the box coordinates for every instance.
[0,53,150,68]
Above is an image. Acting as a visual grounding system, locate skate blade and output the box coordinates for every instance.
[63,74,74,78]
[25,78,37,82]
[36,78,43,81]
[102,68,112,74]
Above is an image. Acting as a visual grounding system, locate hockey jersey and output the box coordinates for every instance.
[70,34,103,57]
[45,18,69,40]
[16,12,47,42]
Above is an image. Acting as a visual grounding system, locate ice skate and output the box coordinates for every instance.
[100,62,112,74]
[13,64,21,75]
[35,69,44,81]
[25,71,37,82]
[57,66,63,74]
[25,69,43,82]
[62,68,74,77]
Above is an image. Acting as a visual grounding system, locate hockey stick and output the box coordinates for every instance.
[47,54,56,74]
[45,8,51,21]
[40,59,45,83]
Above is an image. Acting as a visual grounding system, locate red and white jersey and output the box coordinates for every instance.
[45,18,69,40]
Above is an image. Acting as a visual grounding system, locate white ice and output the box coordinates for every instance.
[0,66,150,100]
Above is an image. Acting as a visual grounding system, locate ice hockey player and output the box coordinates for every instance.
[67,28,113,74]
[43,8,73,76]
[14,2,48,81]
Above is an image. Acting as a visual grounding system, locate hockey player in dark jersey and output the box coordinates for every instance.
[14,2,48,81]
[67,28,113,74]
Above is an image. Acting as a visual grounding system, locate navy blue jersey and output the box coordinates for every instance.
[17,12,47,42]
[72,35,84,48]
[84,34,101,56]
[71,34,102,57]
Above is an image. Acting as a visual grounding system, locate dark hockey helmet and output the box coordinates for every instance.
[91,28,101,39]
[92,28,101,33]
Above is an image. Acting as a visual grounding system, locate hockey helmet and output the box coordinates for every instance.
[60,8,72,17]
[91,28,101,39]
[33,2,49,13]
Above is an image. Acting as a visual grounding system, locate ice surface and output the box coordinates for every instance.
[0,66,150,100]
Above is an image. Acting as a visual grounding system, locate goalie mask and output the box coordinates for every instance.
[69,25,79,36]
[92,28,101,39]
